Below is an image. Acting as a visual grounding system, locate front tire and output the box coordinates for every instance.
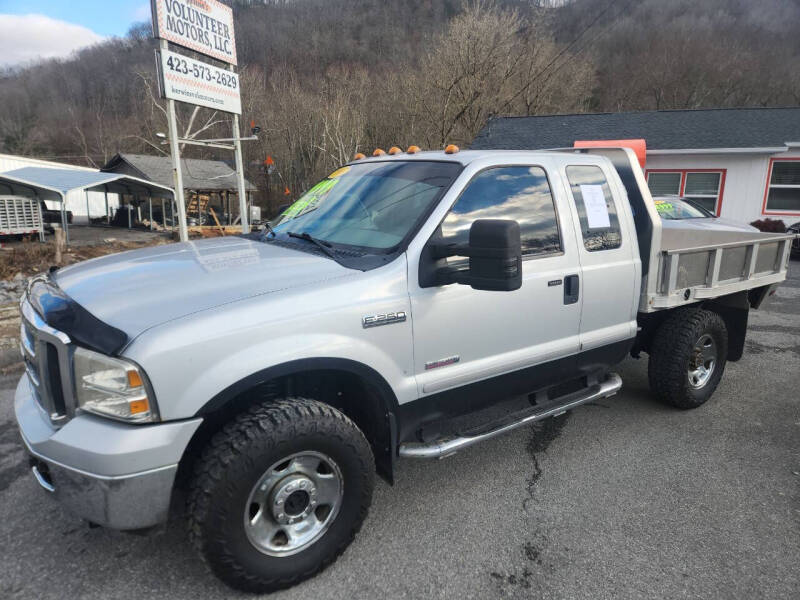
[187,398,374,593]
[648,308,729,409]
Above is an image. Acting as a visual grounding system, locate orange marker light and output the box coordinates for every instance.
[444,144,460,154]
[407,145,421,154]
[373,148,386,156]
[353,152,366,160]
[127,370,143,388]
[388,146,402,155]
[129,398,150,415]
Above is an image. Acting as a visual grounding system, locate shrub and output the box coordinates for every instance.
[750,218,786,233]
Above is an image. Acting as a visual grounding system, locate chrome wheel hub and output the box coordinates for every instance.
[244,451,343,556]
[688,333,717,389]
[270,474,317,525]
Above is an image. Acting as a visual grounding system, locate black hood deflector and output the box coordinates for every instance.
[28,276,128,355]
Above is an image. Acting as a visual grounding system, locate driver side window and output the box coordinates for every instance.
[440,166,562,259]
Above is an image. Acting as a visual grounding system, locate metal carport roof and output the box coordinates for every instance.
[0,167,174,243]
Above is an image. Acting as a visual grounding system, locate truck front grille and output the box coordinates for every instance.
[20,300,73,426]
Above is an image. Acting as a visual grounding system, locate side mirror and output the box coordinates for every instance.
[425,219,522,291]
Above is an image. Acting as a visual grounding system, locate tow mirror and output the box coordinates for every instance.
[426,219,522,291]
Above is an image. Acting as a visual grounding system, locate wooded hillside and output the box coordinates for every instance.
[1,0,798,214]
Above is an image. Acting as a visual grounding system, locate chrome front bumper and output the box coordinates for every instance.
[14,376,202,530]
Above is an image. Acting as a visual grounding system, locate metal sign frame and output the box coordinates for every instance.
[151,0,249,242]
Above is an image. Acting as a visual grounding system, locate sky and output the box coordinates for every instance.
[0,1,152,67]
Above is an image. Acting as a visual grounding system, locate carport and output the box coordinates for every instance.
[0,167,174,244]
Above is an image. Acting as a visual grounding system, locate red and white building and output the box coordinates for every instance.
[472,107,800,225]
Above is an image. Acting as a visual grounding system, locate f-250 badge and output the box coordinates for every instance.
[362,312,407,328]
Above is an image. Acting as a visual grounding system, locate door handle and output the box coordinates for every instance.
[564,274,580,305]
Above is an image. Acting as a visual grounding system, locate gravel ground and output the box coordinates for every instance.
[0,262,797,600]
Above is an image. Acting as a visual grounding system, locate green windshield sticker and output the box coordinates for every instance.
[654,201,673,213]
[282,179,338,219]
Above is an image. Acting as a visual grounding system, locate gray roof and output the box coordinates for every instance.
[471,107,800,151]
[0,167,173,202]
[103,153,257,192]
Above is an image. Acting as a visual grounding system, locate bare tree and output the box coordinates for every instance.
[0,0,796,208]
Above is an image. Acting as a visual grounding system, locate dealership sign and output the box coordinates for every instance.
[158,48,241,114]
[152,0,237,65]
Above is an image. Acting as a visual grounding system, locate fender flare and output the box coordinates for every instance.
[193,357,401,482]
[195,357,401,417]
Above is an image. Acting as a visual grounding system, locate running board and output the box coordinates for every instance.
[399,373,623,459]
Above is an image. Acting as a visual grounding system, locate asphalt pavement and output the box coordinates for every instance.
[1,263,798,599]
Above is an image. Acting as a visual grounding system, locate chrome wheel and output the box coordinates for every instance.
[688,333,717,389]
[244,451,343,557]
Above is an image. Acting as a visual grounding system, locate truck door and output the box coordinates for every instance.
[409,162,583,405]
[561,163,639,355]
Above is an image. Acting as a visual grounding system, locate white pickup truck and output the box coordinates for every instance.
[14,146,794,592]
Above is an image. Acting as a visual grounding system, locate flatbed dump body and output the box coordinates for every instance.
[651,230,793,309]
[556,146,794,312]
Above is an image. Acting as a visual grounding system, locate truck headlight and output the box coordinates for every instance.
[73,347,159,423]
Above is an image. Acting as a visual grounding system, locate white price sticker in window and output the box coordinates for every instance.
[580,184,610,229]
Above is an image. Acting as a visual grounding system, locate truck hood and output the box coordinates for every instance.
[53,237,354,339]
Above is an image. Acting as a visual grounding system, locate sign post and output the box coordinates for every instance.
[161,40,190,241]
[232,112,249,232]
[151,0,250,239]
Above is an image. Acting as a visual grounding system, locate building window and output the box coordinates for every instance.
[647,172,681,196]
[683,172,722,214]
[764,159,800,214]
[645,170,725,215]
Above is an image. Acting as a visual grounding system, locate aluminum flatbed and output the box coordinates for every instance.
[556,146,794,313]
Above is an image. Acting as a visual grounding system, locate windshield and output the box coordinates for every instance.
[653,197,714,220]
[273,161,461,251]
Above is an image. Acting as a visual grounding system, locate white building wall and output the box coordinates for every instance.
[62,189,122,224]
[0,153,121,224]
[0,153,95,173]
[645,149,800,225]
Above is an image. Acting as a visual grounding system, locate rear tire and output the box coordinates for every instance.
[648,308,728,409]
[187,398,374,593]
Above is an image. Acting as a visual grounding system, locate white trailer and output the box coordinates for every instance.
[0,195,44,240]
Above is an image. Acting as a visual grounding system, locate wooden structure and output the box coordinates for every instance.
[102,153,257,229]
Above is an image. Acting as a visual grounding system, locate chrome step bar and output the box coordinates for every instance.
[399,373,623,459]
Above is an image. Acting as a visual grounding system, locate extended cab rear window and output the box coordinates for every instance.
[565,165,622,252]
